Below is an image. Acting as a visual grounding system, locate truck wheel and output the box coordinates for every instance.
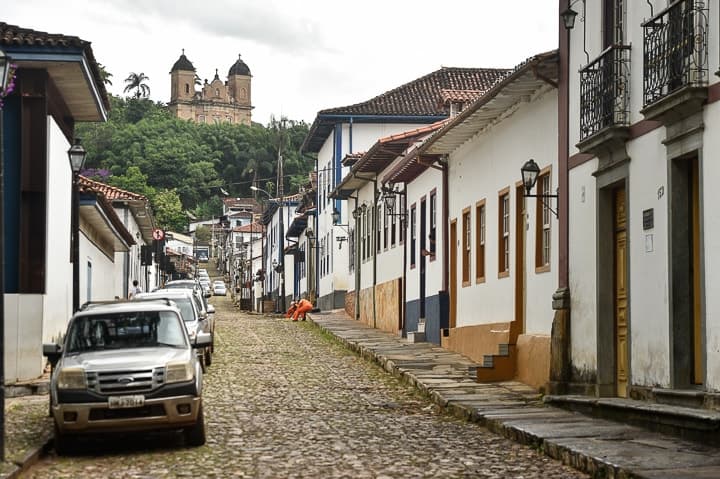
[184,404,206,447]
[54,423,72,455]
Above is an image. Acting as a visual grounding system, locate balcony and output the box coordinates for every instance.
[576,45,631,166]
[641,0,708,123]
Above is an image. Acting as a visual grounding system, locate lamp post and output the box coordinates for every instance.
[0,46,13,463]
[68,139,87,312]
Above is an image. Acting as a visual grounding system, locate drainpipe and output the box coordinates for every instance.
[353,196,360,321]
[372,178,378,329]
[123,208,130,296]
[442,156,449,332]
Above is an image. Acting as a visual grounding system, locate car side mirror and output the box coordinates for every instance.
[43,343,62,367]
[193,332,212,348]
[207,305,215,314]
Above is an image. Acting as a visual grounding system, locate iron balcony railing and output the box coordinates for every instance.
[579,44,631,141]
[642,0,708,107]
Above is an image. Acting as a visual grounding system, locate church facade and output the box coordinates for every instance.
[168,50,252,125]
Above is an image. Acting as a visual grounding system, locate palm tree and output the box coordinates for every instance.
[97,63,113,86]
[123,72,151,99]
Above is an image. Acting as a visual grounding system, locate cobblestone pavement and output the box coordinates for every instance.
[22,295,587,478]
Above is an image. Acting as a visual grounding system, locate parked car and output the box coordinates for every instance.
[213,283,227,296]
[135,291,213,370]
[159,282,216,354]
[43,300,210,454]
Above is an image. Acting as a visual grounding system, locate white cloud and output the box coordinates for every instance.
[5,0,558,125]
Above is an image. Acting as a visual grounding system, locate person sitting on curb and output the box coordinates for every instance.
[285,300,298,319]
[292,298,313,322]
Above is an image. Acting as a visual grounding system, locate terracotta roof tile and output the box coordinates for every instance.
[303,66,510,152]
[78,176,148,202]
[439,89,485,104]
[0,22,110,112]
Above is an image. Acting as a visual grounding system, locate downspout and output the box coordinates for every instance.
[372,177,378,328]
[354,196,360,321]
[123,207,129,296]
[315,155,320,306]
[442,156,449,303]
[401,182,408,335]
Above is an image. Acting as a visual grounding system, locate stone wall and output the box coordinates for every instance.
[358,278,401,335]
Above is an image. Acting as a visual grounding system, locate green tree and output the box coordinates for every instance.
[153,188,186,232]
[97,63,113,86]
[108,166,156,199]
[195,225,211,242]
[123,72,151,99]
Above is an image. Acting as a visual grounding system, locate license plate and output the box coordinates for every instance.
[108,395,145,409]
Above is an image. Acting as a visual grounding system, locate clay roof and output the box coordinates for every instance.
[233,222,265,233]
[78,176,148,202]
[0,22,110,113]
[439,89,485,105]
[302,67,510,153]
[384,50,559,185]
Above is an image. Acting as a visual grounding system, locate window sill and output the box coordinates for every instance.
[498,271,510,279]
[535,265,551,274]
[475,276,485,284]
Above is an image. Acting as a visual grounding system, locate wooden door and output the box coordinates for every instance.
[614,187,629,397]
[450,220,457,329]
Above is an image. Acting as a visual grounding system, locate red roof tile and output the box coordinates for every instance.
[303,66,510,153]
[78,176,148,202]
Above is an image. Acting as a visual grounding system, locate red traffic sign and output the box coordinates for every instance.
[152,229,165,241]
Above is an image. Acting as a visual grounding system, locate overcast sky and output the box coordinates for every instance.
[6,0,559,125]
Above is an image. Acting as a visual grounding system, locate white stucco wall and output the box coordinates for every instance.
[626,130,670,387]
[43,120,73,342]
[448,88,558,333]
[568,159,598,373]
[79,230,118,303]
[314,121,431,301]
[405,168,443,301]
[703,100,720,390]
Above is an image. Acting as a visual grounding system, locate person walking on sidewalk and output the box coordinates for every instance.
[292,298,313,321]
[128,280,142,299]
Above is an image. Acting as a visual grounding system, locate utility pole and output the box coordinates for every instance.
[278,148,286,313]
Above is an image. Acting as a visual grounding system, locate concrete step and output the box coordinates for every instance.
[544,394,720,446]
[407,331,426,343]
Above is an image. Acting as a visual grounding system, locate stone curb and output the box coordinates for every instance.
[2,432,53,479]
[307,315,635,479]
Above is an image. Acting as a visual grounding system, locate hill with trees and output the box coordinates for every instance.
[77,96,313,232]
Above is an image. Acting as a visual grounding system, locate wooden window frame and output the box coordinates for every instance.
[535,166,552,273]
[462,206,471,287]
[498,187,510,278]
[475,199,486,284]
[410,203,417,269]
[429,189,437,262]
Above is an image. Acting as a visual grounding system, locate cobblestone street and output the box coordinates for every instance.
[22,295,586,478]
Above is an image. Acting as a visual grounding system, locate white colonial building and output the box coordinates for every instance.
[563,0,720,405]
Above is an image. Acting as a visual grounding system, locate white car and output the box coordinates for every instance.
[212,283,227,296]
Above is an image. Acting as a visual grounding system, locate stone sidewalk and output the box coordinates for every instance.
[308,309,720,479]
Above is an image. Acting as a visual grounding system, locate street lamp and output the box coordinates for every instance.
[68,138,87,312]
[520,158,558,218]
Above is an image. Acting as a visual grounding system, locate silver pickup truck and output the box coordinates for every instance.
[43,299,211,454]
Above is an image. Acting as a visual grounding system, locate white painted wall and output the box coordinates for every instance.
[43,120,73,341]
[79,230,118,303]
[315,121,430,301]
[568,159,598,373]
[704,100,720,389]
[448,87,558,334]
[405,168,443,301]
[626,130,670,387]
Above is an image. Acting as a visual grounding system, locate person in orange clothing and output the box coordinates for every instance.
[292,298,313,321]
[285,300,297,318]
